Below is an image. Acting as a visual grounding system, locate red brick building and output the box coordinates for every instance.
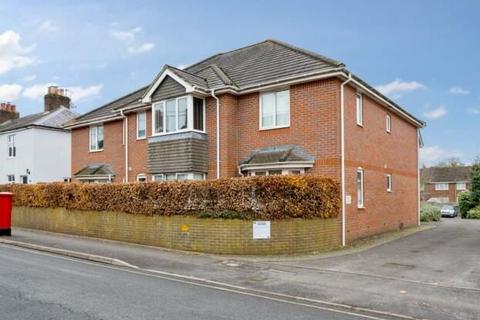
[421,166,472,204]
[65,40,424,243]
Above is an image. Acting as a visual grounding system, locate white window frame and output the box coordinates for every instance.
[259,89,290,130]
[152,172,206,181]
[248,168,305,176]
[136,174,147,182]
[136,111,147,140]
[386,174,392,192]
[89,125,104,152]
[456,182,466,191]
[435,183,449,191]
[7,134,15,158]
[356,93,363,126]
[357,168,364,208]
[386,114,391,133]
[152,95,205,136]
[7,174,15,183]
[152,174,165,182]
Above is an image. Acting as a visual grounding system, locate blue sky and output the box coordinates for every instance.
[0,0,479,166]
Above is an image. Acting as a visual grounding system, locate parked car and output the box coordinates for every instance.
[441,205,459,218]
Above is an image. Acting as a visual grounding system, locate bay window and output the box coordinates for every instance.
[153,95,205,135]
[260,90,290,129]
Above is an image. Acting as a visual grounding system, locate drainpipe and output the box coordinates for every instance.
[417,128,421,226]
[210,89,221,179]
[120,110,129,183]
[340,72,352,247]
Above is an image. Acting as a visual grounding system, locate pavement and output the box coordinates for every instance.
[1,217,479,320]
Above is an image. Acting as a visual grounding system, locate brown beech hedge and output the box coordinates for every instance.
[0,176,340,220]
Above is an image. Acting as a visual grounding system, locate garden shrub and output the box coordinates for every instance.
[420,203,441,222]
[466,206,480,219]
[458,191,475,219]
[0,176,340,220]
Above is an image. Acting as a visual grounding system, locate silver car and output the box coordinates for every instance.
[441,205,458,218]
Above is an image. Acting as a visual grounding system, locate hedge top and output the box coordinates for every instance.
[0,176,340,220]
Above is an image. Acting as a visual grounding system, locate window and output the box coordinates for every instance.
[89,125,104,152]
[7,175,15,183]
[260,90,290,129]
[136,174,147,182]
[248,169,305,176]
[357,169,364,208]
[435,183,449,191]
[387,174,392,192]
[456,182,466,190]
[153,96,205,135]
[20,175,28,184]
[137,112,146,139]
[356,93,363,126]
[152,174,165,182]
[7,134,16,158]
[386,114,391,133]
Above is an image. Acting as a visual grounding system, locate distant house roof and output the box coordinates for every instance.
[0,107,76,134]
[67,39,424,128]
[240,145,314,170]
[74,163,116,178]
[421,166,472,183]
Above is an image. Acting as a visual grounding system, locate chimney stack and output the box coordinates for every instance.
[44,85,71,112]
[0,102,20,124]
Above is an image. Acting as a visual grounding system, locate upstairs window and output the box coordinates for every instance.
[356,93,363,126]
[137,111,146,139]
[7,134,15,158]
[7,175,15,183]
[456,182,466,190]
[153,96,205,135]
[386,114,391,133]
[89,125,104,152]
[435,183,449,191]
[260,90,290,129]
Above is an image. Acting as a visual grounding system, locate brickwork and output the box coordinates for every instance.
[12,206,341,255]
[422,182,470,203]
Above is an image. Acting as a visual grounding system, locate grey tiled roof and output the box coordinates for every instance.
[241,145,314,165]
[0,107,76,133]
[71,86,148,123]
[421,166,472,183]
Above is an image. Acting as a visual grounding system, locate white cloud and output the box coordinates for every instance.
[177,64,189,70]
[110,27,142,43]
[375,79,425,97]
[0,84,23,101]
[420,146,463,167]
[20,74,37,82]
[69,84,103,102]
[423,106,447,120]
[0,30,35,75]
[128,43,155,55]
[23,82,56,100]
[448,86,469,95]
[468,107,480,115]
[38,20,60,33]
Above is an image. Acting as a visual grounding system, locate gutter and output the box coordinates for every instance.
[340,72,352,247]
[119,110,129,183]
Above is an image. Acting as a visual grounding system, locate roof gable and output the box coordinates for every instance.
[151,75,187,102]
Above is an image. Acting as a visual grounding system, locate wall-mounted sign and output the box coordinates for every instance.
[253,221,270,239]
[345,195,352,205]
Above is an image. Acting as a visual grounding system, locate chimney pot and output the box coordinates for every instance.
[48,86,58,95]
[44,85,71,112]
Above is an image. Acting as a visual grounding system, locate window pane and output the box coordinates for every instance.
[269,170,282,175]
[166,100,176,132]
[177,98,188,130]
[177,173,188,181]
[90,127,96,150]
[356,94,363,125]
[276,90,290,126]
[153,174,164,182]
[166,173,176,181]
[193,173,204,180]
[255,171,266,176]
[154,103,164,133]
[193,97,204,131]
[357,170,364,207]
[261,93,275,127]
[137,112,146,138]
[97,126,104,149]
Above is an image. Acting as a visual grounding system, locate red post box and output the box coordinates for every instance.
[0,192,13,236]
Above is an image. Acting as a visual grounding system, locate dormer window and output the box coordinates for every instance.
[153,95,205,135]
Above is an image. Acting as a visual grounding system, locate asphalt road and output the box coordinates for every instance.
[0,245,371,320]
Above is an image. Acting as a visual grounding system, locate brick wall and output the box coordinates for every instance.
[126,110,151,182]
[71,120,125,182]
[343,85,419,241]
[13,206,341,255]
[422,182,470,203]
